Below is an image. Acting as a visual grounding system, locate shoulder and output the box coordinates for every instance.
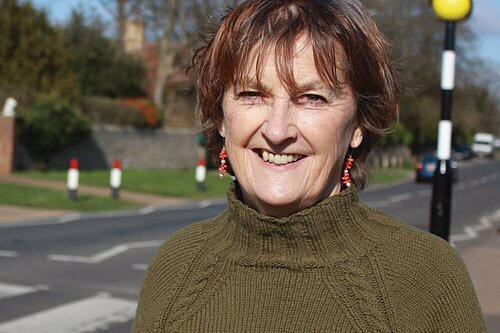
[361,204,467,277]
[142,212,226,289]
[357,203,477,300]
[361,207,485,330]
[133,213,226,332]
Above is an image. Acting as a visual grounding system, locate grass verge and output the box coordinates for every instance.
[23,169,233,199]
[369,168,414,185]
[23,166,413,198]
[2,168,414,212]
[0,182,142,211]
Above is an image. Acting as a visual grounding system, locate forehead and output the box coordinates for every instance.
[232,35,346,91]
[242,37,312,76]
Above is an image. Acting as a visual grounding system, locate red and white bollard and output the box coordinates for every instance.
[110,160,122,199]
[67,158,79,201]
[195,158,206,191]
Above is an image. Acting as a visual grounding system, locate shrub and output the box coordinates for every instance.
[82,97,159,128]
[81,96,147,127]
[17,96,90,165]
[123,98,160,127]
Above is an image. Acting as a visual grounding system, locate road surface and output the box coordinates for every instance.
[0,159,498,332]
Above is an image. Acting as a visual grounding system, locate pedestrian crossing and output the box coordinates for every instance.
[0,281,137,333]
[0,282,39,300]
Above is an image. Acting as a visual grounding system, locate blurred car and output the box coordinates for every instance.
[493,138,500,149]
[415,153,458,183]
[471,132,494,158]
[452,144,472,160]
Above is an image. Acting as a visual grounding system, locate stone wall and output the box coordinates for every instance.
[367,145,413,169]
[48,125,200,170]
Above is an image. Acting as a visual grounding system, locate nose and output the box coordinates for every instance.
[261,98,297,145]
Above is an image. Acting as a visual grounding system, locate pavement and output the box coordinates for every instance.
[0,174,499,331]
[459,230,500,332]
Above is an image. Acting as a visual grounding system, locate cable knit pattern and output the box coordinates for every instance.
[134,184,486,333]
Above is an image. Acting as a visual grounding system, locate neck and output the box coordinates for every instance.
[220,183,379,269]
[238,182,342,218]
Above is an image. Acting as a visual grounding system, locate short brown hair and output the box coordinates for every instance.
[191,0,401,189]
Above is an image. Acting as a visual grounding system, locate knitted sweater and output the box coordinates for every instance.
[133,186,486,332]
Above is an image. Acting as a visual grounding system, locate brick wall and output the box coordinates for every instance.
[0,117,15,175]
[48,125,201,170]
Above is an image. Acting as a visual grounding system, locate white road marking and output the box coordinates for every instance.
[48,240,163,264]
[0,282,39,300]
[464,226,478,238]
[493,208,500,220]
[450,208,499,246]
[0,293,136,333]
[473,217,492,231]
[132,263,149,271]
[139,206,156,215]
[198,200,212,208]
[450,233,475,243]
[455,182,467,191]
[0,250,18,257]
[389,192,413,203]
[57,214,82,224]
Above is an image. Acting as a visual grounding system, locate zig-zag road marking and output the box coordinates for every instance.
[0,292,136,333]
[450,208,500,245]
[0,250,18,258]
[0,282,47,300]
[48,240,163,264]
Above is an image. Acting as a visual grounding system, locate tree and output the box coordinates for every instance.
[0,0,78,104]
[64,11,146,98]
[365,0,497,151]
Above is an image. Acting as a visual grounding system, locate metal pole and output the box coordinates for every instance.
[430,21,456,241]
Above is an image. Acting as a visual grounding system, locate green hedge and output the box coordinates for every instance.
[17,96,90,165]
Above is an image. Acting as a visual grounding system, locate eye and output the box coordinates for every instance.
[236,91,264,103]
[295,94,328,108]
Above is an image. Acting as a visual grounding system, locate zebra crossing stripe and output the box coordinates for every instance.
[0,282,37,300]
[0,293,137,333]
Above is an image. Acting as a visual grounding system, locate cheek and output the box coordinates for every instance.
[299,112,355,150]
[223,101,263,141]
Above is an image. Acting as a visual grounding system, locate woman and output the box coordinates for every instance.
[134,0,486,332]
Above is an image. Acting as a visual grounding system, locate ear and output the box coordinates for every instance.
[350,126,363,149]
[218,124,225,138]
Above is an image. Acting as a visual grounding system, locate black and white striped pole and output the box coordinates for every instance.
[430,0,472,241]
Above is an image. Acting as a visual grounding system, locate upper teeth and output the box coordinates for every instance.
[262,151,300,165]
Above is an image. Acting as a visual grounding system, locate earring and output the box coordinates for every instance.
[342,154,354,188]
[218,147,227,178]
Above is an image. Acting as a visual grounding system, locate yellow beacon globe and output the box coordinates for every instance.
[432,0,472,21]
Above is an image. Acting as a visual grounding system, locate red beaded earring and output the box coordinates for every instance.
[341,155,354,188]
[218,147,227,178]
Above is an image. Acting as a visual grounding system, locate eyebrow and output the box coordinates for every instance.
[235,78,332,93]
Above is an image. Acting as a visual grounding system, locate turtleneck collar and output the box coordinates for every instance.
[220,183,380,268]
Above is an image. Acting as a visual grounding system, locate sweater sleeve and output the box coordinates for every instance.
[132,222,206,333]
[385,227,487,333]
[423,238,486,332]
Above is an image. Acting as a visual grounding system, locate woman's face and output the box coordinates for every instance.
[221,37,363,217]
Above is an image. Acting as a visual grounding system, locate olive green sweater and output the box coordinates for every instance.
[134,186,486,332]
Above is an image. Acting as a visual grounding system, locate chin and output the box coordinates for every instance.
[248,189,309,217]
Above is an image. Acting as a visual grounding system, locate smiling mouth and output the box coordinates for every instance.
[257,150,303,165]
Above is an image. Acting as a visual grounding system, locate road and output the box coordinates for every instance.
[0,159,498,332]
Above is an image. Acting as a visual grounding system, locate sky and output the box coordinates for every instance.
[29,0,500,67]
